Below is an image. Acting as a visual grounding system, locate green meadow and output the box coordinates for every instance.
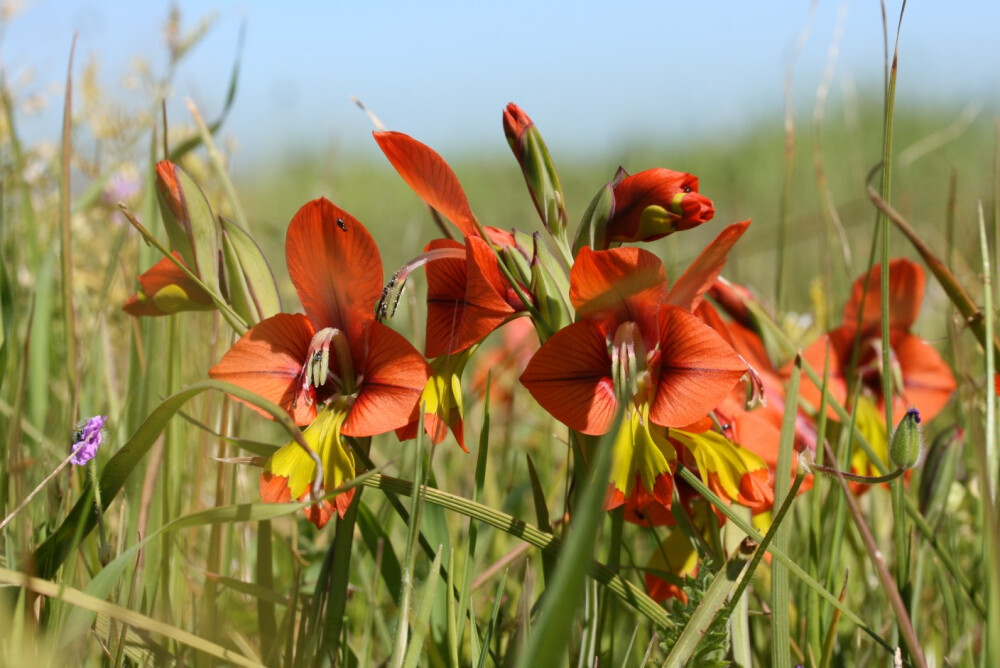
[1,9,997,668]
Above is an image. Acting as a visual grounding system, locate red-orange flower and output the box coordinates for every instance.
[520,246,747,511]
[607,168,714,243]
[373,130,529,358]
[209,198,429,526]
[800,259,956,425]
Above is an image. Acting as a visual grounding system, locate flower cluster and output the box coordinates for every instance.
[123,103,957,603]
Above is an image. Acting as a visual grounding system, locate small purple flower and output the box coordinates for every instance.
[71,415,107,466]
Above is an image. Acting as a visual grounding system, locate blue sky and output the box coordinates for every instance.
[5,1,1000,163]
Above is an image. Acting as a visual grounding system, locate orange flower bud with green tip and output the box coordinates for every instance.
[607,168,714,244]
[503,103,568,238]
[123,252,215,316]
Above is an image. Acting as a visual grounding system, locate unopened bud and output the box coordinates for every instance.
[890,408,923,470]
[98,542,113,566]
[503,103,568,239]
[155,160,221,293]
[572,168,623,255]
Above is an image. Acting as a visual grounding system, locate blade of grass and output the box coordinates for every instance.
[458,379,492,646]
[58,35,79,413]
[477,569,507,668]
[402,545,444,668]
[32,379,318,579]
[675,466,894,655]
[391,416,428,668]
[746,298,988,616]
[771,355,801,668]
[168,21,245,163]
[978,206,1000,667]
[0,566,263,667]
[515,425,616,667]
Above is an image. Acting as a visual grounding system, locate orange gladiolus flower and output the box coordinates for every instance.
[520,246,747,511]
[607,168,715,244]
[209,198,429,526]
[373,131,529,360]
[800,259,956,425]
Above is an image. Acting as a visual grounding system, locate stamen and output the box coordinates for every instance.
[609,322,649,405]
[377,246,468,320]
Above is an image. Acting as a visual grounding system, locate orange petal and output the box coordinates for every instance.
[123,252,215,316]
[209,313,317,425]
[373,131,479,237]
[259,471,339,530]
[343,321,430,437]
[425,236,517,358]
[519,321,618,434]
[843,259,924,333]
[650,306,746,428]
[285,199,382,353]
[666,220,750,311]
[894,333,956,423]
[570,246,666,337]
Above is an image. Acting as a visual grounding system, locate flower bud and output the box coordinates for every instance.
[890,408,923,470]
[572,168,622,255]
[502,103,568,239]
[607,168,714,244]
[220,217,282,325]
[528,234,571,337]
[917,424,962,517]
[155,160,221,294]
[123,252,216,317]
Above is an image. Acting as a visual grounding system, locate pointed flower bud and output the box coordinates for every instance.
[572,168,622,255]
[890,408,923,470]
[220,217,282,325]
[503,103,568,239]
[155,160,222,293]
[607,168,714,244]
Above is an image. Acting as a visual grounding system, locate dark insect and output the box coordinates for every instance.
[336,218,347,231]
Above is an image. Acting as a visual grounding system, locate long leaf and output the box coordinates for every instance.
[515,427,616,666]
[32,379,309,579]
[0,566,263,666]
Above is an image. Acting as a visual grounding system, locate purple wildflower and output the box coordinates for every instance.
[71,415,107,466]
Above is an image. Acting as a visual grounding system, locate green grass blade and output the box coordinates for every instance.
[771,355,800,668]
[0,566,264,666]
[458,379,492,645]
[402,545,444,668]
[32,379,311,579]
[515,426,616,667]
[477,569,507,668]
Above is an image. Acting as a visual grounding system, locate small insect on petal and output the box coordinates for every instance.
[336,217,347,231]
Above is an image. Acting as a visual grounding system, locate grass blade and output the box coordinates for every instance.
[515,426,616,667]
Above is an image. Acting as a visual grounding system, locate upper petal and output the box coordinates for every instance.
[666,220,750,311]
[649,305,746,427]
[373,131,479,237]
[519,321,618,435]
[571,246,666,338]
[285,199,382,342]
[209,313,317,425]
